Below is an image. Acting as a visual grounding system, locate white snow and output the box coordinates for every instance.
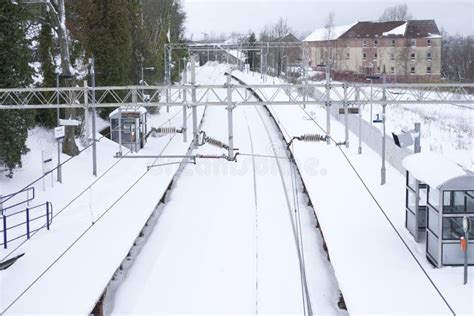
[109,66,343,314]
[109,106,147,117]
[230,69,473,315]
[402,152,467,188]
[303,23,356,42]
[0,65,223,314]
[382,22,407,36]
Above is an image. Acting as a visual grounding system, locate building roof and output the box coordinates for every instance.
[304,20,441,41]
[340,21,406,38]
[405,20,442,38]
[276,33,301,42]
[402,152,473,190]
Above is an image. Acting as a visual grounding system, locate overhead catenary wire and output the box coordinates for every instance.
[297,104,455,315]
[230,74,313,314]
[1,109,197,313]
[254,105,313,315]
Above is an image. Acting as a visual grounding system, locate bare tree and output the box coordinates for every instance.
[441,32,474,82]
[379,4,413,21]
[325,12,335,66]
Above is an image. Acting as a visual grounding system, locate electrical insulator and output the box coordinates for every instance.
[155,127,180,134]
[300,134,326,142]
[205,136,229,150]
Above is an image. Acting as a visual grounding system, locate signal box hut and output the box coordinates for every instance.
[109,106,147,152]
[402,152,474,268]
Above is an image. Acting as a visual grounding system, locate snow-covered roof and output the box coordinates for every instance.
[382,22,407,36]
[109,106,147,118]
[303,23,357,42]
[402,152,470,189]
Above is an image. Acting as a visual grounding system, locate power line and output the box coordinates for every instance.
[298,105,455,315]
[1,110,194,313]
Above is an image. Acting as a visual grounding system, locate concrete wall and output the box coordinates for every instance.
[305,87,413,174]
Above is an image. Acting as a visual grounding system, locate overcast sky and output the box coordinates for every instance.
[183,0,474,40]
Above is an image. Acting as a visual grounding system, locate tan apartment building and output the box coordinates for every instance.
[304,20,442,82]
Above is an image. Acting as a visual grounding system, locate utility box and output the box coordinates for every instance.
[109,106,147,152]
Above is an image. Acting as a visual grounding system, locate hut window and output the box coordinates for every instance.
[428,187,440,210]
[443,217,474,240]
[443,191,474,214]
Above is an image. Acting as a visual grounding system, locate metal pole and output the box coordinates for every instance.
[381,76,387,185]
[191,55,198,148]
[343,83,349,148]
[91,57,97,176]
[414,122,421,153]
[226,74,234,159]
[357,86,362,154]
[182,58,188,143]
[325,64,331,144]
[141,66,144,102]
[370,80,373,125]
[463,216,470,285]
[83,80,90,146]
[167,47,171,113]
[56,74,62,183]
[260,48,263,79]
[118,107,123,155]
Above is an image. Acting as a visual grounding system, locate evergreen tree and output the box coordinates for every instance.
[246,32,258,71]
[0,1,34,177]
[36,11,57,128]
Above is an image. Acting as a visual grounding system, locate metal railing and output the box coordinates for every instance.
[0,187,35,216]
[1,202,53,249]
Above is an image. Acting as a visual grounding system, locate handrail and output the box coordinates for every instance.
[1,202,53,249]
[0,187,35,215]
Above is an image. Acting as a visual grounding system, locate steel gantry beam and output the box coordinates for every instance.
[1,83,473,110]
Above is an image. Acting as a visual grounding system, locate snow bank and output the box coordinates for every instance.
[303,23,356,42]
[382,22,407,36]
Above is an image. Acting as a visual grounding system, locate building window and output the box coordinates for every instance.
[411,52,416,60]
[374,52,378,60]
[391,66,395,74]
[411,66,416,74]
[390,53,395,61]
[363,40,367,47]
[377,66,381,73]
[363,52,367,60]
[411,39,416,47]
[427,39,432,47]
[391,39,396,46]
[427,67,432,74]
[374,39,378,47]
[346,52,350,59]
[427,52,432,60]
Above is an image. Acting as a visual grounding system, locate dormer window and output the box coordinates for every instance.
[374,39,378,47]
[391,39,396,46]
[427,39,432,47]
[363,40,368,47]
[411,39,416,47]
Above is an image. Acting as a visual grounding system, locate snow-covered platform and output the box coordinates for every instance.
[0,65,222,314]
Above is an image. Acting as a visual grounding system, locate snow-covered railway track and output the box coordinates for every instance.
[108,70,343,314]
